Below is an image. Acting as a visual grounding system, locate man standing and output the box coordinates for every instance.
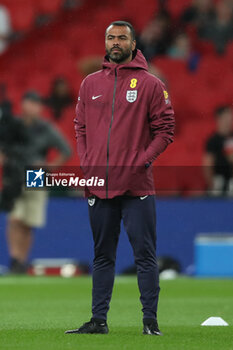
[66,21,175,335]
[6,91,71,273]
[203,105,233,195]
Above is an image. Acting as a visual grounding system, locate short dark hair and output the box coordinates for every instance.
[215,105,231,118]
[106,21,136,41]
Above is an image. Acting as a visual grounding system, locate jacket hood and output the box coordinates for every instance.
[102,49,148,72]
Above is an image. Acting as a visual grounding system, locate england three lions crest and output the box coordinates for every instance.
[126,90,137,103]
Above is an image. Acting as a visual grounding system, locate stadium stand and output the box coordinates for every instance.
[0,0,64,32]
[167,0,191,20]
[0,0,232,194]
[36,0,63,16]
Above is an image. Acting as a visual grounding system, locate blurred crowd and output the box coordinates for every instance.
[137,0,233,63]
[0,0,81,54]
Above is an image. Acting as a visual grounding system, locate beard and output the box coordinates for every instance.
[106,46,132,64]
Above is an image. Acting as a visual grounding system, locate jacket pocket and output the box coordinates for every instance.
[132,149,147,174]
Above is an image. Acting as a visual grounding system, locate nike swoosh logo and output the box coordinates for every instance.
[140,195,148,200]
[92,95,102,100]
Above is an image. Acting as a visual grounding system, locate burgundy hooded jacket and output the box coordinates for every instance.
[74,49,175,198]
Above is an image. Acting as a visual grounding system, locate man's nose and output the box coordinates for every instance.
[112,38,120,46]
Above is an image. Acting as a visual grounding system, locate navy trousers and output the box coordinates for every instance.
[88,195,160,321]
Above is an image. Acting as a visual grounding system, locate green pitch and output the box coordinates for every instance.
[0,276,232,350]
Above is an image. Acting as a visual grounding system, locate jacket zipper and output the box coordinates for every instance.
[106,67,117,198]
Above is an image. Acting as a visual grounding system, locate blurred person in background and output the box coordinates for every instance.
[180,0,215,27]
[198,0,233,54]
[0,4,12,54]
[5,91,71,274]
[78,56,102,77]
[63,0,81,9]
[203,105,233,195]
[44,77,74,120]
[168,32,193,59]
[137,12,172,60]
[167,32,200,71]
[0,83,12,116]
[0,92,28,213]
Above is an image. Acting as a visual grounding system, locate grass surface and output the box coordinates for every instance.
[0,276,232,350]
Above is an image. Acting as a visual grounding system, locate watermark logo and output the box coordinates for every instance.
[26,168,45,188]
[25,168,104,189]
